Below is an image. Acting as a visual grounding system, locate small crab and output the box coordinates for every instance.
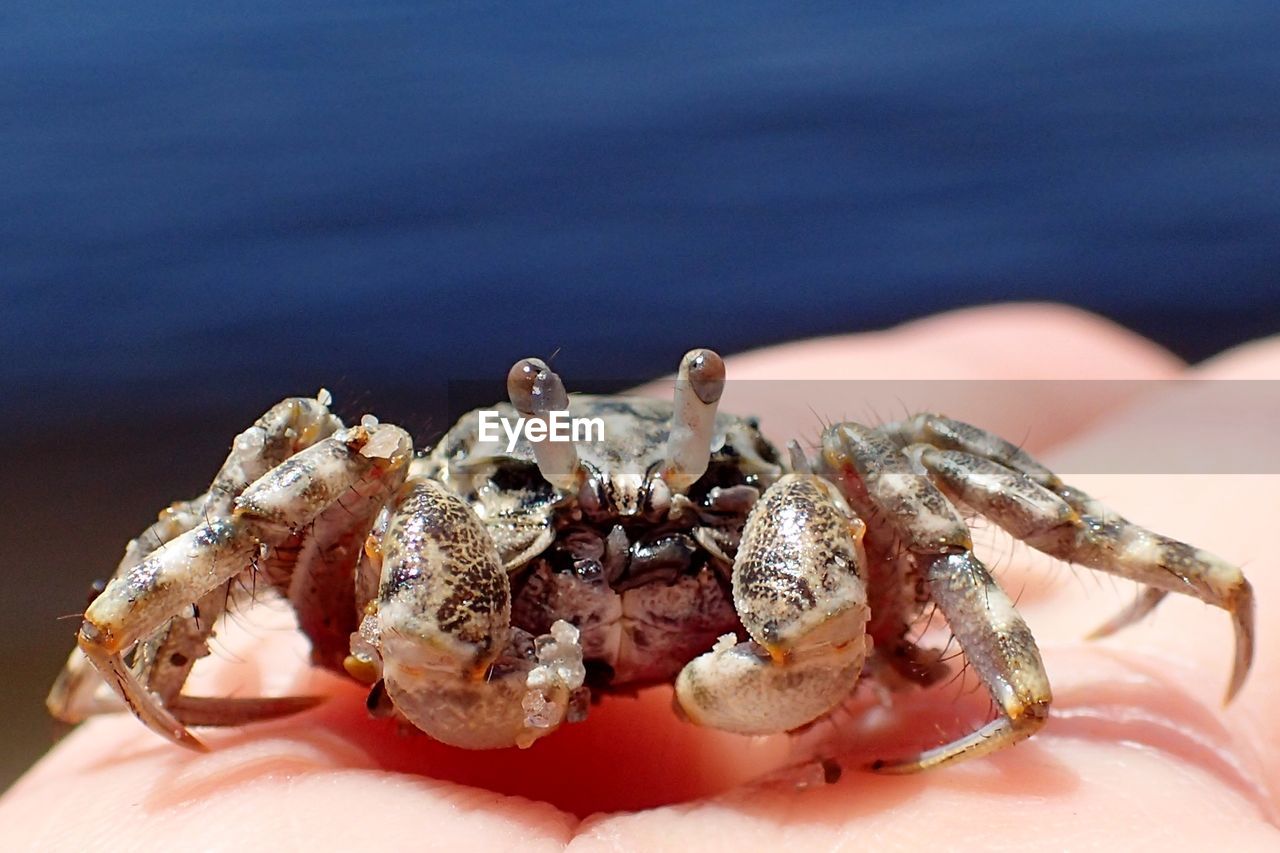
[48,350,1254,771]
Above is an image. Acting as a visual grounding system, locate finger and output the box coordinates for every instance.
[573,735,1280,852]
[4,616,577,850]
[635,303,1184,456]
[580,332,1280,847]
[3,311,1266,851]
[725,302,1183,380]
[2,615,790,844]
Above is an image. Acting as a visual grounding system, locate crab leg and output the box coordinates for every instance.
[77,423,412,749]
[259,429,409,672]
[48,395,343,725]
[883,412,1247,646]
[1085,586,1168,639]
[878,551,1052,772]
[675,474,871,734]
[905,440,1254,701]
[135,398,350,721]
[47,498,214,724]
[357,477,586,748]
[78,522,258,748]
[821,423,1051,772]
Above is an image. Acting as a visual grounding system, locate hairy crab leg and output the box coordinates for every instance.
[675,473,871,734]
[48,395,342,725]
[259,420,410,672]
[904,438,1254,701]
[79,522,258,749]
[162,449,406,724]
[884,413,1253,684]
[352,477,586,749]
[77,423,412,749]
[661,348,725,493]
[821,423,1052,772]
[138,397,350,721]
[47,501,207,723]
[882,551,1052,772]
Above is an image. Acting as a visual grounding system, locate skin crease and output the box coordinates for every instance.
[4,303,1279,850]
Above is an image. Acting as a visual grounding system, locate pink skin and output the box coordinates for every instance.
[4,303,1279,849]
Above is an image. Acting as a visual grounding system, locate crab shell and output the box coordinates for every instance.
[415,396,785,688]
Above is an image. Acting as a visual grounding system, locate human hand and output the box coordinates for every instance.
[4,304,1277,850]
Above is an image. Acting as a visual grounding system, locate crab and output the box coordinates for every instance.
[47,349,1254,772]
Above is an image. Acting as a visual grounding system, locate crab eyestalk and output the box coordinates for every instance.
[506,358,583,491]
[661,348,725,493]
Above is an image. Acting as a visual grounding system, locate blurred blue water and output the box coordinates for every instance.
[4,1,1279,426]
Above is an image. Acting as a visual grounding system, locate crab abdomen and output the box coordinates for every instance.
[510,559,741,688]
